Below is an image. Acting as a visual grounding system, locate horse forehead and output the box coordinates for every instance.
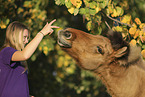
[88,35,110,44]
[64,28,110,44]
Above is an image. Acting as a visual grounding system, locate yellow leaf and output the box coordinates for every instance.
[108,5,113,13]
[64,61,69,67]
[70,0,77,6]
[132,23,137,28]
[139,23,145,29]
[68,6,75,14]
[43,46,49,55]
[139,30,143,36]
[142,35,145,41]
[70,0,82,8]
[111,9,117,17]
[43,46,48,51]
[135,18,141,25]
[129,39,136,46]
[66,67,74,74]
[17,7,24,14]
[121,15,131,24]
[57,71,64,78]
[57,56,64,68]
[87,21,92,31]
[28,4,32,8]
[129,27,136,35]
[39,46,42,51]
[76,0,82,8]
[115,26,123,32]
[28,19,32,23]
[23,1,32,8]
[95,7,101,14]
[65,54,72,60]
[38,14,43,19]
[141,49,145,58]
[43,50,48,55]
[0,24,6,29]
[134,30,140,39]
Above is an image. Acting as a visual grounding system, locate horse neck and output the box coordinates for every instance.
[95,58,145,97]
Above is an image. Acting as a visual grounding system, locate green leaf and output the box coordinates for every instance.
[98,26,102,35]
[23,1,31,8]
[87,21,92,31]
[55,0,65,5]
[90,9,96,15]
[31,54,37,61]
[116,6,124,16]
[79,8,86,14]
[85,14,91,21]
[142,45,145,49]
[85,7,90,14]
[65,0,72,8]
[100,0,108,8]
[89,2,96,9]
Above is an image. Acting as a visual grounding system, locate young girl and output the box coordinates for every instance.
[0,19,59,97]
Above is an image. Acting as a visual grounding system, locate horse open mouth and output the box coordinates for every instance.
[57,39,71,48]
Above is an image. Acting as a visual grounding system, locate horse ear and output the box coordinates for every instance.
[114,47,128,58]
[107,30,129,51]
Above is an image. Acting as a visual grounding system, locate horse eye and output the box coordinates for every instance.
[96,46,103,54]
[64,31,72,39]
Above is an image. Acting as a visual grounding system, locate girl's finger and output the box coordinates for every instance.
[48,19,56,26]
[51,26,60,28]
[49,29,53,35]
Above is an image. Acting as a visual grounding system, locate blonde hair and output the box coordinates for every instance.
[3,21,30,50]
[2,21,30,71]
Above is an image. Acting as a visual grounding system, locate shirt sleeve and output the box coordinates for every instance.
[1,47,17,67]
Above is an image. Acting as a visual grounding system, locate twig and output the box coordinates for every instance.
[106,15,132,27]
[105,21,111,29]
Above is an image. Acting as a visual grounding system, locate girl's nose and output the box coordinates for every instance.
[25,39,29,43]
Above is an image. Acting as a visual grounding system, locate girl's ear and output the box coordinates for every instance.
[114,47,128,58]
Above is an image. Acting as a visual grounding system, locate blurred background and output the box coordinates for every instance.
[1,0,145,97]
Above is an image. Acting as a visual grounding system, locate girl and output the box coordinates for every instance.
[0,19,59,97]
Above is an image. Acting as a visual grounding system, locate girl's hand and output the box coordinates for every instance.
[40,19,59,36]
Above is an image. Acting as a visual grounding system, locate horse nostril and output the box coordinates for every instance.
[63,31,72,39]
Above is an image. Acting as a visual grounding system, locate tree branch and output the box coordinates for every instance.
[106,15,132,27]
[105,21,111,29]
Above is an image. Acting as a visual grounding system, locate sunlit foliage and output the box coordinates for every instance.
[1,0,145,97]
[55,0,145,58]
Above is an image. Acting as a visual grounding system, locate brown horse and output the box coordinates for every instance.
[57,28,145,97]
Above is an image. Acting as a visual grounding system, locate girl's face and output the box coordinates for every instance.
[21,29,29,46]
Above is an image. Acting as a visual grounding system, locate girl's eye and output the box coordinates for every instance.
[96,46,103,54]
[23,36,29,41]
